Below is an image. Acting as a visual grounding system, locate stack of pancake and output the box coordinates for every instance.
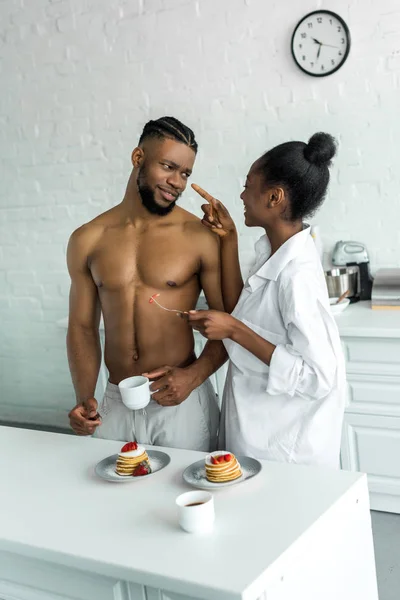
[205,451,242,483]
[115,441,151,476]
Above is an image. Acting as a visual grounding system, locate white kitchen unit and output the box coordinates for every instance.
[336,301,400,513]
[0,427,378,600]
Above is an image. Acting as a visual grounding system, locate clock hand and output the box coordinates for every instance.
[312,37,322,45]
[320,42,339,49]
[317,45,321,59]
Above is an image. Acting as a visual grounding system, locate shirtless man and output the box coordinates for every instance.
[66,117,226,451]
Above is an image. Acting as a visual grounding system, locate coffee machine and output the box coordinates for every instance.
[332,241,374,302]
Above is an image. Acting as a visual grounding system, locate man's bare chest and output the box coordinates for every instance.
[89,229,200,291]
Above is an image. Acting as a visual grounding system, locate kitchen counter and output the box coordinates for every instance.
[336,301,400,513]
[0,427,378,600]
[335,300,400,338]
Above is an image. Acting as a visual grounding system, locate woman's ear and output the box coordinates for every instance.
[266,186,285,208]
[131,147,144,168]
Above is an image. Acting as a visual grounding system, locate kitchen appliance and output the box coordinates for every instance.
[325,267,358,300]
[331,241,374,302]
[371,269,400,309]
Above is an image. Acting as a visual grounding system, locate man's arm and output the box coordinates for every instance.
[66,227,102,434]
[188,228,227,386]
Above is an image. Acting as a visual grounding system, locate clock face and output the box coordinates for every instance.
[291,10,351,77]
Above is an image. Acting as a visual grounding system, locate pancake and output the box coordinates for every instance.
[205,451,242,483]
[115,441,151,476]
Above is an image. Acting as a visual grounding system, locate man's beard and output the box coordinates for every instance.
[137,167,178,216]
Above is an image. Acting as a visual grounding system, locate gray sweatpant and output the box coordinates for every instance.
[93,379,219,452]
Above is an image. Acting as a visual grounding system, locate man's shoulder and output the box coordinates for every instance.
[173,205,200,224]
[69,221,101,249]
[70,206,120,244]
[174,209,219,262]
[68,207,118,255]
[175,207,215,239]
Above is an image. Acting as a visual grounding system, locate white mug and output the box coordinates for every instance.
[175,491,215,534]
[118,376,151,410]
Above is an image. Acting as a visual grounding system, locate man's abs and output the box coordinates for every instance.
[95,268,202,384]
[103,311,198,384]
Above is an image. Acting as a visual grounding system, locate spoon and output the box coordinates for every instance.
[149,293,185,316]
[336,290,349,304]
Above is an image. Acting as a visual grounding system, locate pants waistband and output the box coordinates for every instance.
[104,380,122,399]
[107,381,119,391]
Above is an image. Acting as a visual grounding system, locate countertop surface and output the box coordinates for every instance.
[335,300,400,338]
[0,426,363,600]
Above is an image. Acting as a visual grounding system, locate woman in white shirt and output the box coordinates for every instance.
[188,132,345,468]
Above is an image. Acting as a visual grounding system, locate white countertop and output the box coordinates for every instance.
[335,300,400,338]
[0,427,363,600]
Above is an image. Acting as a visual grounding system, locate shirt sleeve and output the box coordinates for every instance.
[266,272,339,400]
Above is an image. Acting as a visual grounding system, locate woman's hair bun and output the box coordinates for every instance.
[304,132,337,167]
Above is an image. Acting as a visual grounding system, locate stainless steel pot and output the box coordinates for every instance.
[325,267,358,299]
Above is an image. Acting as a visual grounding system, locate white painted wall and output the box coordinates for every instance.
[1,0,399,426]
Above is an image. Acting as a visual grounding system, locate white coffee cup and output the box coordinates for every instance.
[175,491,215,534]
[118,376,151,410]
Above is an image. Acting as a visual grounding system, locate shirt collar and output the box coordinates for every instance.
[247,225,311,291]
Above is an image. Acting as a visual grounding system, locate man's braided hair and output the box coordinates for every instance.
[139,116,197,152]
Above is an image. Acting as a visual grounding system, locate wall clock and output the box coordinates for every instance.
[291,10,351,77]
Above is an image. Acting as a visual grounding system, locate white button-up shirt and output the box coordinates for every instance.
[219,226,346,468]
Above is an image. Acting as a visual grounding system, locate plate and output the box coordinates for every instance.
[95,449,170,483]
[182,456,262,490]
[329,297,350,315]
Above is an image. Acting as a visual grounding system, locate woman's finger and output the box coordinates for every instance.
[191,183,216,204]
[192,183,214,220]
[212,227,229,238]
[201,218,217,231]
[201,203,221,224]
[193,183,225,223]
[187,310,209,321]
[193,183,234,234]
[213,197,230,216]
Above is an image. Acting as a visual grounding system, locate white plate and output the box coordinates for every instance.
[329,297,350,315]
[182,456,262,490]
[95,449,170,483]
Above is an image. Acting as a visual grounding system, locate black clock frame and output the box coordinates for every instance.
[291,10,351,77]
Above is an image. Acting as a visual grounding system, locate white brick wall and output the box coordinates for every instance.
[1,0,400,426]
